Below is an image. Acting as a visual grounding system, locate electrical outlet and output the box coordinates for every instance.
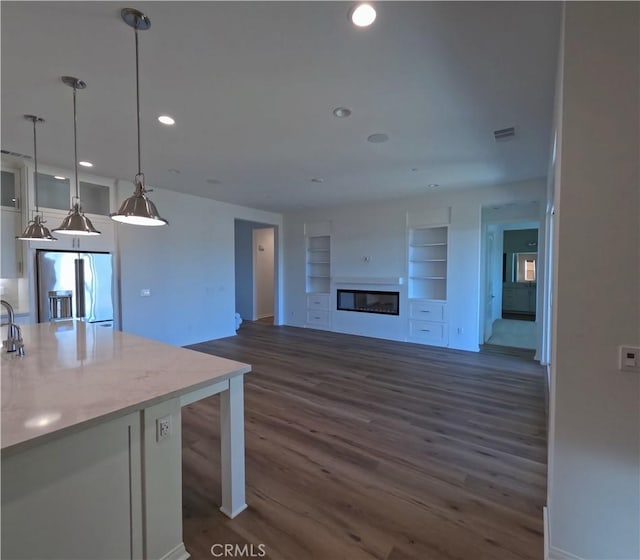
[619,346,640,372]
[156,415,171,441]
[140,288,151,297]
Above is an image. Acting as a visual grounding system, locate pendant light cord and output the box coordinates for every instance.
[135,24,142,178]
[32,118,40,214]
[72,83,80,203]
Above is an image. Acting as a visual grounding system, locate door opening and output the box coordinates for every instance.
[234,220,277,329]
[480,212,541,352]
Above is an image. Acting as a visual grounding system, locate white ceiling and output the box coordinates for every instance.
[1,2,561,212]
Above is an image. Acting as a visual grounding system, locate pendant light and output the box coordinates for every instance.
[111,8,168,227]
[17,115,57,241]
[53,76,101,236]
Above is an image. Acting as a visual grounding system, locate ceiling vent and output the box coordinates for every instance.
[493,127,516,141]
[1,148,31,159]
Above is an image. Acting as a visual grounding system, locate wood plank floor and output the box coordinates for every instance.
[183,322,547,560]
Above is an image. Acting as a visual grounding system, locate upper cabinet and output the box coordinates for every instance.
[1,169,21,209]
[26,167,117,253]
[1,167,24,277]
[34,172,112,217]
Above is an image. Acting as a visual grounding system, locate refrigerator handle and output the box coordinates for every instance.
[75,258,86,319]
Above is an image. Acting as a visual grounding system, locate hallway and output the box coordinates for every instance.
[486,319,537,350]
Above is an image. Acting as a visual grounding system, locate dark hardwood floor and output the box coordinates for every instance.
[183,322,547,560]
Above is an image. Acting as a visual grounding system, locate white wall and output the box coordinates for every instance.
[548,3,640,559]
[254,227,274,319]
[284,179,546,351]
[116,182,282,346]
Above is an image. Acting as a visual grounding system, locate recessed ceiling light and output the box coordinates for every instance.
[350,3,376,27]
[54,176,66,180]
[206,178,221,185]
[168,168,181,174]
[332,107,352,118]
[311,177,325,183]
[78,161,93,167]
[427,184,440,188]
[367,133,389,143]
[158,115,175,125]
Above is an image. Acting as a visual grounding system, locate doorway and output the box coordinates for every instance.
[481,213,541,352]
[234,220,276,327]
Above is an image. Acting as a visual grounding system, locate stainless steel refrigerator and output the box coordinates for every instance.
[36,250,114,324]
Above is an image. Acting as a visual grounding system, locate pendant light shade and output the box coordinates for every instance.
[17,115,57,241]
[111,174,167,226]
[111,8,168,227]
[54,202,101,235]
[17,214,57,241]
[53,76,101,237]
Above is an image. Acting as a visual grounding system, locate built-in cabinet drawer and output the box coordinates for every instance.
[408,298,448,347]
[307,294,330,310]
[409,300,446,321]
[306,310,330,326]
[409,320,447,345]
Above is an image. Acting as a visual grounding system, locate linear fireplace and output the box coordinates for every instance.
[337,289,400,315]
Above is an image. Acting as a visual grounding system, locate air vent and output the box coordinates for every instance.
[1,149,31,159]
[493,127,516,141]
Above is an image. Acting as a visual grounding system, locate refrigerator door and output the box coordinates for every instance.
[37,251,113,323]
[79,252,113,323]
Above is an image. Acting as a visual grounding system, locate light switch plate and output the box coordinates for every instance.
[619,346,640,372]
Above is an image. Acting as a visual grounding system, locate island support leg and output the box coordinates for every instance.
[219,375,248,518]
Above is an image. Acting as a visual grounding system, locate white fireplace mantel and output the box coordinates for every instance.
[333,277,404,285]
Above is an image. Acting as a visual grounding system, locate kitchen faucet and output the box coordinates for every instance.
[1,300,25,355]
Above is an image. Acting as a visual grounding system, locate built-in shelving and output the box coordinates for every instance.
[407,224,449,347]
[306,235,331,294]
[408,226,448,300]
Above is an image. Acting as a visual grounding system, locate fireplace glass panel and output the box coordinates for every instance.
[337,290,399,315]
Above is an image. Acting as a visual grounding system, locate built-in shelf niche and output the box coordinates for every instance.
[408,226,448,300]
[306,235,330,294]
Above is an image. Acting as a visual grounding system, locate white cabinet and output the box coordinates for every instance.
[305,290,330,329]
[28,211,115,253]
[1,168,21,210]
[407,226,449,347]
[409,300,447,322]
[1,209,23,277]
[305,232,331,329]
[502,283,536,314]
[1,168,24,278]
[34,172,112,217]
[409,320,447,345]
[408,301,448,347]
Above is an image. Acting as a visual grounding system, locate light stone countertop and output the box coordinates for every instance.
[1,320,251,454]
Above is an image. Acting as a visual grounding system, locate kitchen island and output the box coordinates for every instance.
[1,320,251,560]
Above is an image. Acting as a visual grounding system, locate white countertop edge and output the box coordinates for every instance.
[1,363,250,457]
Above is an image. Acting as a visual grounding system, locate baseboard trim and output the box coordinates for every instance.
[544,506,549,560]
[159,543,190,560]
